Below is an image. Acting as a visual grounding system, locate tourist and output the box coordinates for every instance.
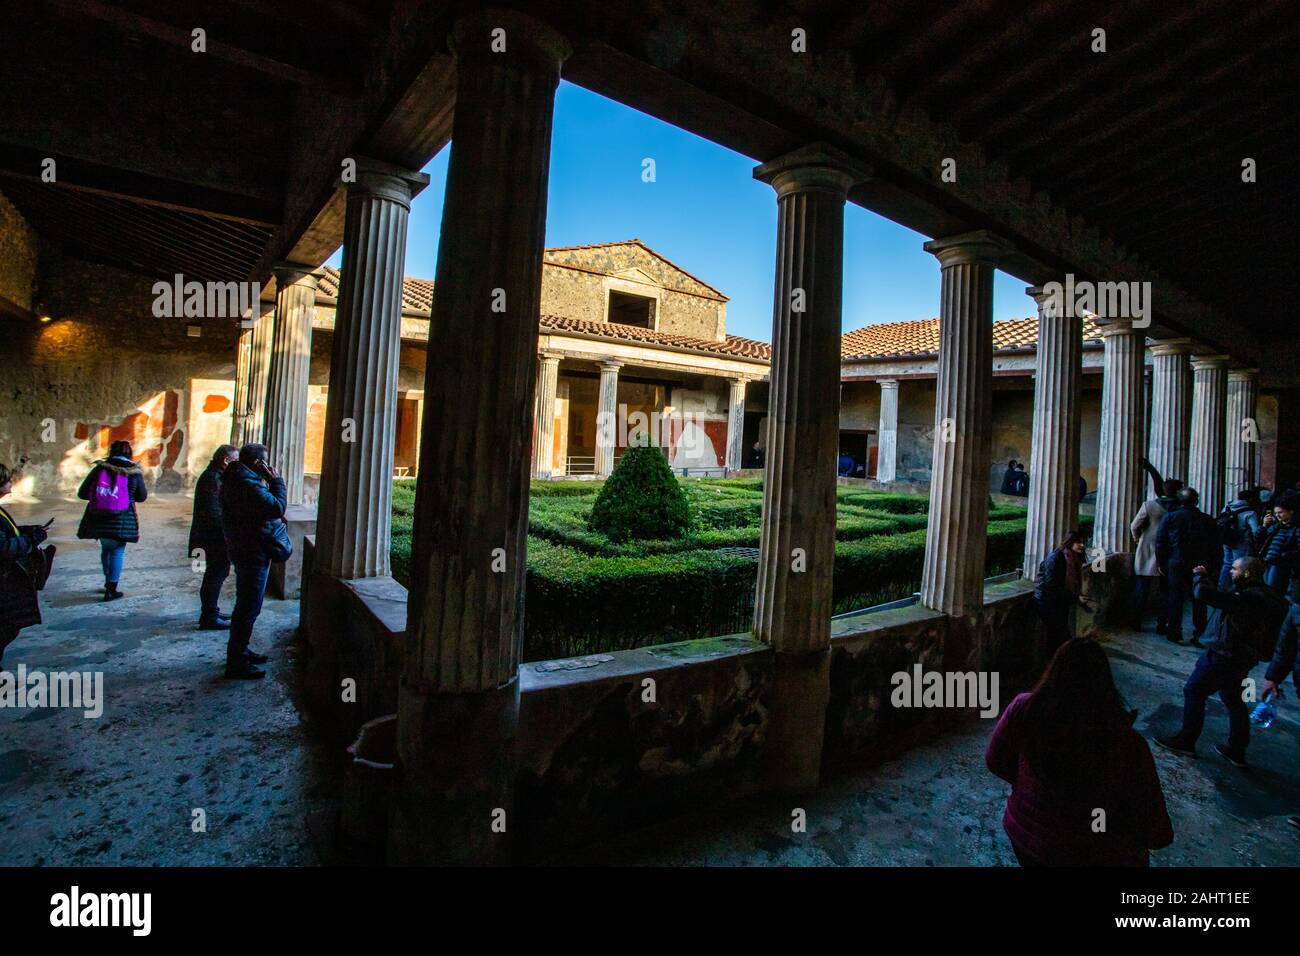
[1032,530,1087,650]
[1155,487,1218,645]
[220,443,288,680]
[1077,474,1088,504]
[1217,487,1262,590]
[837,450,856,477]
[1257,492,1299,596]
[986,639,1173,866]
[1262,600,1300,831]
[1155,557,1286,768]
[189,444,238,630]
[1000,460,1019,495]
[1131,478,1183,633]
[0,462,55,665]
[76,440,147,601]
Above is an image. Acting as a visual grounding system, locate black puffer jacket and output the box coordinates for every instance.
[1266,602,1300,689]
[0,504,42,635]
[1155,505,1218,574]
[188,461,228,556]
[220,461,287,562]
[1192,570,1289,667]
[76,457,148,542]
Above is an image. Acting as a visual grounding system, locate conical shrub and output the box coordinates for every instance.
[588,441,690,542]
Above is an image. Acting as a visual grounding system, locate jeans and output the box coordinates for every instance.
[100,538,126,584]
[1034,598,1073,651]
[199,547,231,618]
[1133,575,1166,629]
[1165,571,1207,642]
[228,556,270,663]
[1173,650,1253,759]
[1265,563,1291,595]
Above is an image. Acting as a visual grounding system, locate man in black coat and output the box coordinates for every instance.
[1155,487,1219,645]
[1263,602,1300,830]
[1156,557,1287,767]
[189,444,237,630]
[219,443,286,680]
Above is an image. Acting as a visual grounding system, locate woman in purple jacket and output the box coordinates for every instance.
[986,639,1173,866]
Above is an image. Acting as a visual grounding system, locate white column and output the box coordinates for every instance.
[533,352,561,478]
[242,309,275,445]
[1093,320,1146,555]
[725,378,747,472]
[1189,354,1229,515]
[875,379,899,482]
[1147,338,1193,485]
[231,325,253,445]
[919,230,1012,616]
[1224,367,1260,498]
[595,360,620,477]
[1022,285,1082,580]
[262,265,318,505]
[314,160,428,579]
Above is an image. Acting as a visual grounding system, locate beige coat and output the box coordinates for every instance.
[1130,497,1167,577]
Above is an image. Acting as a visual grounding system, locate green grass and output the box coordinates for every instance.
[389,478,1078,661]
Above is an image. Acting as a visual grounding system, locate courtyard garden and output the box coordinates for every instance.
[390,448,1088,662]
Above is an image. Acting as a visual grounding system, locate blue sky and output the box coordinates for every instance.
[332,82,1030,343]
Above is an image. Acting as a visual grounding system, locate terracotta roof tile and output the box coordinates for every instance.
[841,316,1102,359]
[540,315,771,361]
[318,266,433,314]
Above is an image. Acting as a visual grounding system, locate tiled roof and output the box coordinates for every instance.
[841,316,1102,360]
[317,266,434,313]
[540,315,771,361]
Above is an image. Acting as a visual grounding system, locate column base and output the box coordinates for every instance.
[759,648,831,792]
[388,679,519,866]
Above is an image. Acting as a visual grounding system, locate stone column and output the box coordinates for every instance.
[1147,338,1193,486]
[1189,354,1229,515]
[752,143,868,790]
[725,378,747,472]
[314,160,428,580]
[393,9,569,867]
[1022,285,1082,581]
[242,310,275,445]
[1093,320,1147,555]
[231,325,253,445]
[875,379,899,482]
[919,230,1012,616]
[261,264,318,504]
[1224,367,1260,498]
[532,352,561,478]
[595,360,621,477]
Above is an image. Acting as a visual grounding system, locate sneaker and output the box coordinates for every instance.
[224,659,265,680]
[1154,735,1196,758]
[245,649,269,665]
[103,589,124,602]
[198,617,232,631]
[1214,743,1247,769]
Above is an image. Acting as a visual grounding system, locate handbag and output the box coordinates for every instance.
[264,519,293,563]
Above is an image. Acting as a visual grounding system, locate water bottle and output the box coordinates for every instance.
[1250,693,1277,729]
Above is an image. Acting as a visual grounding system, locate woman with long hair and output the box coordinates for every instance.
[1032,529,1087,649]
[986,639,1173,866]
[77,439,148,601]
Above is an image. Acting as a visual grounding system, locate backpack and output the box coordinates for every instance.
[1217,505,1249,548]
[88,467,131,512]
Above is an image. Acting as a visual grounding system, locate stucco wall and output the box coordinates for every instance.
[0,250,239,496]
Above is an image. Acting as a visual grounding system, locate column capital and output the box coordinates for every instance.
[753,143,871,199]
[272,261,322,290]
[728,375,749,387]
[538,350,563,363]
[1095,317,1144,338]
[1190,353,1230,371]
[449,8,571,70]
[1227,366,1260,382]
[338,157,431,208]
[598,359,623,372]
[1147,336,1194,356]
[876,378,900,390]
[923,229,1014,269]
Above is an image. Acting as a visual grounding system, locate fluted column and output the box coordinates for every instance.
[242,310,275,445]
[752,143,868,790]
[1224,367,1260,498]
[314,160,428,579]
[725,378,747,473]
[1147,338,1193,485]
[393,10,569,866]
[1023,285,1082,581]
[532,352,561,478]
[1189,354,1229,515]
[919,230,1012,616]
[1093,320,1146,554]
[595,361,621,477]
[262,265,318,504]
[230,325,253,445]
[875,379,899,482]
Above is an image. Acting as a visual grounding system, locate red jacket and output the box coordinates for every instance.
[986,693,1173,865]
